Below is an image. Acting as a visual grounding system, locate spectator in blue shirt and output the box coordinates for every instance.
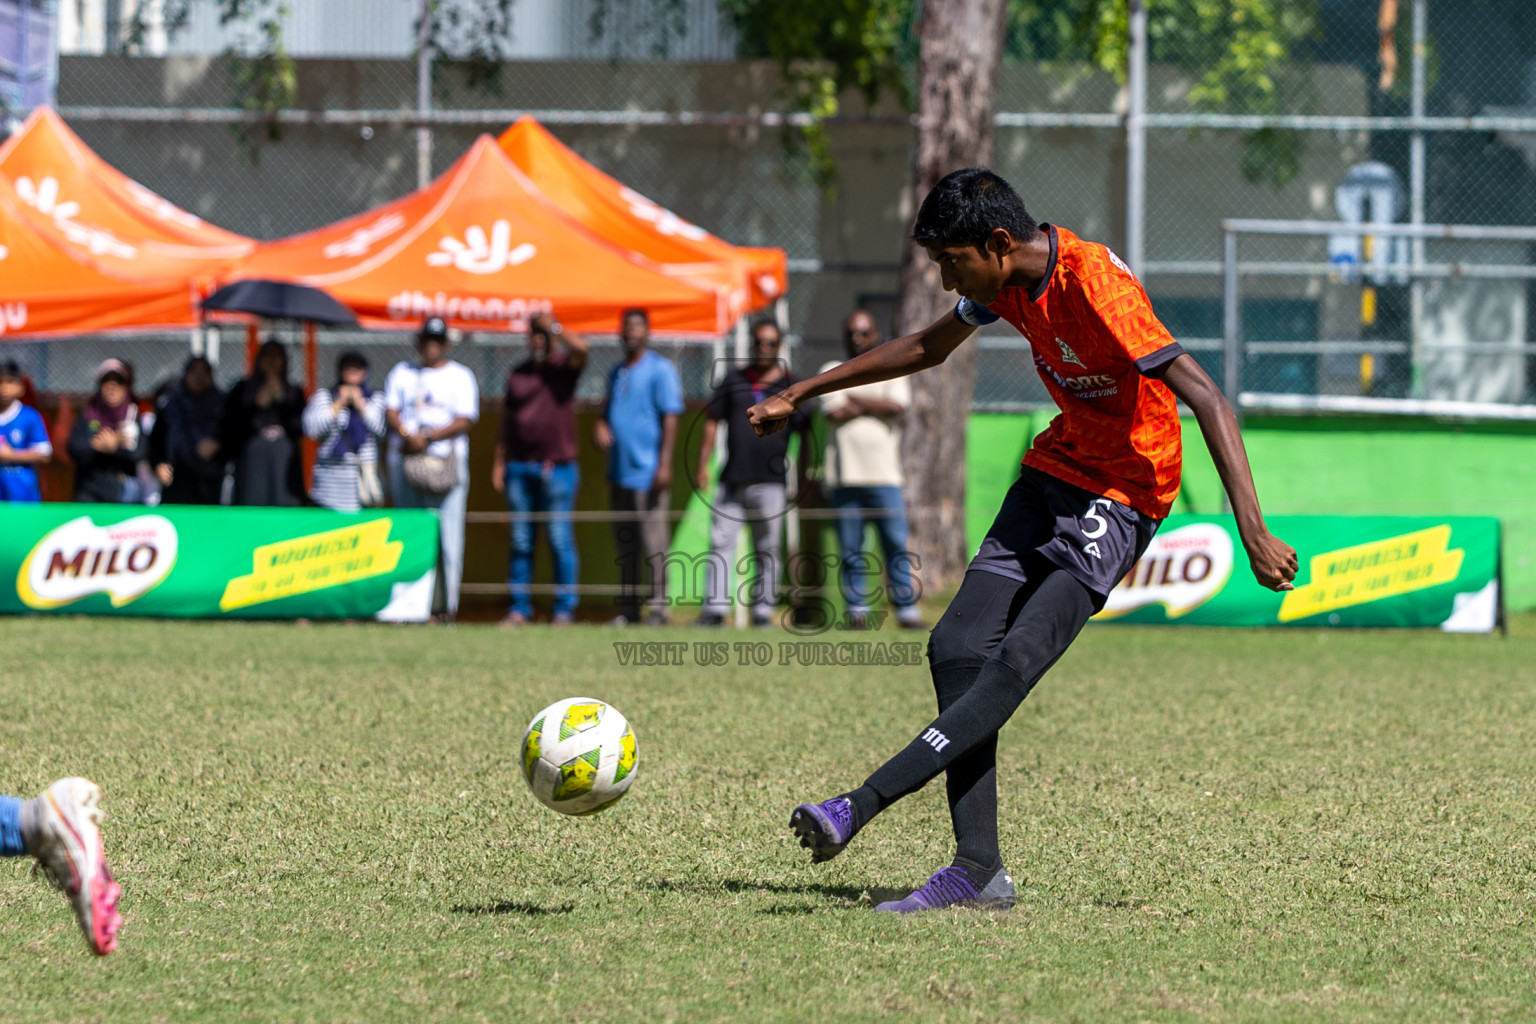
[0,360,52,502]
[594,308,684,625]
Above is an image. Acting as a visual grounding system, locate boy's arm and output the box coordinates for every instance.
[0,443,50,465]
[747,310,977,436]
[1151,353,1298,591]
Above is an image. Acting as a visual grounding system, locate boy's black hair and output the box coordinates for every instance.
[336,349,369,374]
[0,359,21,381]
[911,167,1039,252]
[621,308,650,327]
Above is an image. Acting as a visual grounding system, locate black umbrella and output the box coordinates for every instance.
[201,279,358,325]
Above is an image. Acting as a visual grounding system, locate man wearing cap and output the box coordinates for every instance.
[385,317,480,620]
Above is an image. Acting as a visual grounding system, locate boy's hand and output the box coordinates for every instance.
[1245,531,1298,591]
[747,394,797,437]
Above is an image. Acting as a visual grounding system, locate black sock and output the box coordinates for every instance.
[857,571,1096,821]
[840,659,988,837]
[932,660,1000,869]
[952,854,1004,890]
[842,786,881,833]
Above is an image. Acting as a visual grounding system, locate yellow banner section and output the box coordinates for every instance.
[220,519,403,611]
[1278,524,1464,623]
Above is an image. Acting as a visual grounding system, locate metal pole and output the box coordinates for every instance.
[1222,226,1241,413]
[16,0,30,115]
[1221,225,1241,514]
[416,0,433,189]
[1125,0,1148,276]
[1408,0,1427,397]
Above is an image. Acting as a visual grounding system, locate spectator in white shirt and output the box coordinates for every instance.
[385,317,479,619]
[818,310,925,630]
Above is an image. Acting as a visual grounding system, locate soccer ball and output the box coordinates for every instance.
[521,698,638,815]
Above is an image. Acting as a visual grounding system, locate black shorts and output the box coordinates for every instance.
[969,467,1161,604]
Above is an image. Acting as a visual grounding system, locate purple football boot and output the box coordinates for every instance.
[875,865,1016,913]
[789,797,856,864]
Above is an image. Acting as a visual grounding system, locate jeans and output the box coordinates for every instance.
[389,453,469,616]
[505,460,579,617]
[830,484,919,613]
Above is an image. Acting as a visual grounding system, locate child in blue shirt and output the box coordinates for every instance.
[0,360,50,502]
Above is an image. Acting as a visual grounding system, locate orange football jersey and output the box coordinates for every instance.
[986,224,1184,518]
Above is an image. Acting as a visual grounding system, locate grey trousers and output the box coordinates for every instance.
[704,481,787,619]
[610,484,672,621]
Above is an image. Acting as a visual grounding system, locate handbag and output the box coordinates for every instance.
[401,366,458,495]
[402,451,458,494]
[357,458,385,507]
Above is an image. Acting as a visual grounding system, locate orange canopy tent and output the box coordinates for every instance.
[498,117,787,313]
[231,136,733,336]
[0,173,200,338]
[0,108,253,283]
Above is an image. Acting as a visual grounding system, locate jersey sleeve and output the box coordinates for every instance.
[21,408,52,454]
[955,296,1001,326]
[454,366,480,422]
[703,374,731,421]
[657,361,685,415]
[1077,270,1182,373]
[383,363,409,412]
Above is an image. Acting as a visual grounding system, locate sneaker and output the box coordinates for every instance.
[896,609,928,631]
[789,797,856,864]
[499,610,529,627]
[695,613,725,628]
[844,610,871,631]
[607,614,633,627]
[751,612,775,629]
[551,612,575,627]
[874,865,1015,914]
[646,610,671,627]
[29,778,122,955]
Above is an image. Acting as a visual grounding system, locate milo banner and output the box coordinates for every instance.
[0,504,440,621]
[1098,515,1501,632]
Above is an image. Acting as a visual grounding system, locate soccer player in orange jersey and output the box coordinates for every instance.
[747,167,1298,913]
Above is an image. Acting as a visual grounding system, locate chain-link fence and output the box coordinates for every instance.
[7,0,1536,416]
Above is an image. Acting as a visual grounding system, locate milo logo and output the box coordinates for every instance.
[1097,522,1233,620]
[17,515,178,609]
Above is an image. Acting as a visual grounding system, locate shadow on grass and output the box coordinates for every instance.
[451,901,574,916]
[641,877,909,907]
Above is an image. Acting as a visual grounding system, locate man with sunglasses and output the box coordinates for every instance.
[696,319,810,627]
[818,310,925,630]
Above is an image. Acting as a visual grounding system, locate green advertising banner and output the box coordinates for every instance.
[1096,515,1501,631]
[0,504,440,621]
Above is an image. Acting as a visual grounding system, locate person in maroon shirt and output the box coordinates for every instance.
[492,313,589,625]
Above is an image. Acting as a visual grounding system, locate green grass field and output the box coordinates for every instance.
[4,615,1536,1023]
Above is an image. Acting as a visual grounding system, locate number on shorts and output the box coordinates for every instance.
[1081,499,1113,539]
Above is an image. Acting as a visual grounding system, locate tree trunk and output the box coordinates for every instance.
[897,0,1006,595]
